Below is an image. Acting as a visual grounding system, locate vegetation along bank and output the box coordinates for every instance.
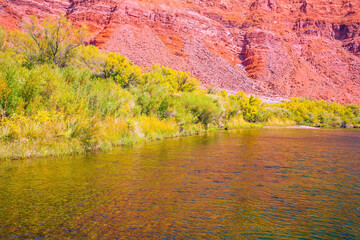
[0,16,359,159]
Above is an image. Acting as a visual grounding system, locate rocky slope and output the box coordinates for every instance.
[1,0,359,103]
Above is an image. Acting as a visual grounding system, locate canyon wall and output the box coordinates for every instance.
[1,0,359,103]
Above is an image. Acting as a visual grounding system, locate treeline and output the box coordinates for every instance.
[0,16,359,159]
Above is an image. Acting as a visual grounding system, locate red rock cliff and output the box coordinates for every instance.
[1,0,360,103]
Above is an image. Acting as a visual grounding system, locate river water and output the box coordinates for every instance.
[0,129,359,239]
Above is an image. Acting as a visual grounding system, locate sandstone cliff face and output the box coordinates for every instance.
[1,0,359,103]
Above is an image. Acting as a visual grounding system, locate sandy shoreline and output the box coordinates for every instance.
[264,126,318,129]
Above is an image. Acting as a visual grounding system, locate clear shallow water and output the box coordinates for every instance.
[0,129,359,239]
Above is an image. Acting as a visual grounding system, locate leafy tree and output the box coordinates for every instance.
[10,15,86,67]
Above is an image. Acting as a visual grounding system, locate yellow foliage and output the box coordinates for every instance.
[264,117,296,126]
[140,115,179,140]
[226,115,262,129]
[104,53,142,87]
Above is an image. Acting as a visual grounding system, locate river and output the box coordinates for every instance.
[0,129,359,239]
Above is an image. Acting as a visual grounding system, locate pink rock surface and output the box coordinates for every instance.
[1,0,359,103]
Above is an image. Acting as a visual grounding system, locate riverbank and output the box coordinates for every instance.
[0,18,359,160]
[0,122,335,160]
[5,121,359,160]
[0,119,265,160]
[264,126,318,129]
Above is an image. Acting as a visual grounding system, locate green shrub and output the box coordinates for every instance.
[70,45,106,75]
[142,65,199,93]
[176,92,223,127]
[103,53,142,88]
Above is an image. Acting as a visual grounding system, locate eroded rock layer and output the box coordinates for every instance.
[1,0,360,103]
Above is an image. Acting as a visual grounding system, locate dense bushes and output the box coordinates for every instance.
[274,98,360,127]
[0,16,359,159]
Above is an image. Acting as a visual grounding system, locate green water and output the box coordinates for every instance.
[0,129,359,239]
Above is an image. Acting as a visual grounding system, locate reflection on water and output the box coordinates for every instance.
[0,129,359,239]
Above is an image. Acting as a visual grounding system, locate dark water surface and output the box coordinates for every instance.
[0,129,360,239]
